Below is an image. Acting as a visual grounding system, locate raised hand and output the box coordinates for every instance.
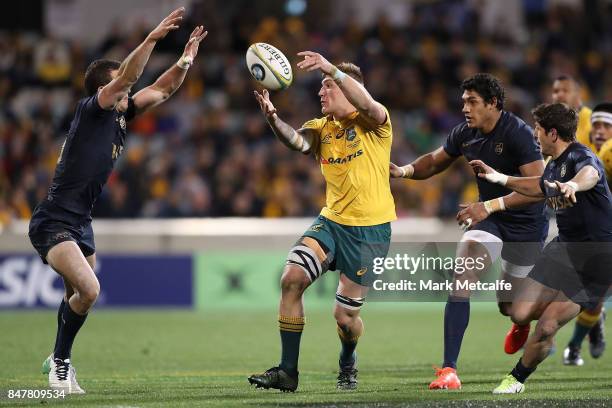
[253,89,277,120]
[296,51,335,75]
[469,160,508,185]
[182,25,208,61]
[456,202,489,231]
[147,7,185,42]
[544,180,578,203]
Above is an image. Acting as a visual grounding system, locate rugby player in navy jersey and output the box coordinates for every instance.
[390,73,547,390]
[29,8,207,393]
[470,103,612,393]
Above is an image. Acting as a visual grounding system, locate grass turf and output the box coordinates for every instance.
[1,304,610,407]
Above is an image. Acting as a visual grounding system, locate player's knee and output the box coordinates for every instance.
[511,306,533,326]
[334,306,359,329]
[535,319,559,340]
[80,279,100,307]
[498,301,512,316]
[280,266,309,294]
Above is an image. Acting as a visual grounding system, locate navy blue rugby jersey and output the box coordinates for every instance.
[540,142,612,242]
[43,94,136,222]
[444,111,546,224]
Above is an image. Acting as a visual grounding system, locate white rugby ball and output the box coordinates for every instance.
[246,43,293,90]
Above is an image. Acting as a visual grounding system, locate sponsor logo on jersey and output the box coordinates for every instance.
[356,267,367,276]
[321,133,332,144]
[112,143,124,160]
[495,142,504,155]
[546,195,575,210]
[322,149,364,165]
[309,224,323,232]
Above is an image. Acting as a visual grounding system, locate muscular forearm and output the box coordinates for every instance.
[268,114,311,153]
[336,74,380,120]
[117,37,157,86]
[502,191,544,210]
[151,64,188,99]
[409,153,444,179]
[505,176,545,198]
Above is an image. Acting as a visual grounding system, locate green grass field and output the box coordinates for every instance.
[1,304,611,407]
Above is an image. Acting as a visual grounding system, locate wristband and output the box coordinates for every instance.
[483,197,506,215]
[486,171,508,186]
[402,164,415,179]
[331,67,347,83]
[176,55,193,70]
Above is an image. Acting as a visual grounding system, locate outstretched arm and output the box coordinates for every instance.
[543,165,599,204]
[98,7,185,110]
[296,51,386,127]
[390,147,457,180]
[132,26,207,114]
[253,89,317,154]
[470,159,544,198]
[456,159,545,229]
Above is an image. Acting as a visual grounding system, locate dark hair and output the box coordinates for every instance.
[531,103,578,142]
[554,74,580,88]
[84,59,121,96]
[335,62,364,84]
[592,102,612,114]
[460,73,504,110]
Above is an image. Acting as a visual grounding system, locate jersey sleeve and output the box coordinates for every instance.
[443,123,465,157]
[574,149,601,177]
[300,117,325,156]
[82,94,107,116]
[511,124,542,166]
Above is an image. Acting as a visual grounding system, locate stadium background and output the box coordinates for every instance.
[1,0,611,406]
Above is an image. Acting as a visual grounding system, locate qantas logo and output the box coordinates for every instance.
[321,149,363,164]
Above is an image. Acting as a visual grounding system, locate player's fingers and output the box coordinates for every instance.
[198,31,208,41]
[544,180,557,189]
[167,7,185,18]
[570,192,577,203]
[297,51,316,57]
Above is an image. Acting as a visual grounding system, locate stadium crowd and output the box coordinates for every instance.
[1,0,611,224]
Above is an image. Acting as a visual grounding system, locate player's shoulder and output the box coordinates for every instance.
[301,116,328,131]
[501,111,532,133]
[569,142,598,161]
[449,120,471,137]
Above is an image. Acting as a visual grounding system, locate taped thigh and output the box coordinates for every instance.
[335,293,366,310]
[286,237,332,282]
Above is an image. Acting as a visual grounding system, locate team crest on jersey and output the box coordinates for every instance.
[560,162,567,178]
[346,127,357,141]
[495,142,504,155]
[117,116,126,130]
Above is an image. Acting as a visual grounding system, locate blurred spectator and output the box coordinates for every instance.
[1,0,611,227]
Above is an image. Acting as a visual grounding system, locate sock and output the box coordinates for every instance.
[568,310,600,348]
[278,315,304,377]
[53,298,66,353]
[54,302,88,361]
[337,323,361,368]
[443,295,470,369]
[510,358,536,383]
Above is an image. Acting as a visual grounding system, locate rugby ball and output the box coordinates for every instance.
[246,43,293,90]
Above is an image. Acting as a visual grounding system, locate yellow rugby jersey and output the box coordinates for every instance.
[577,106,595,152]
[301,108,396,226]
